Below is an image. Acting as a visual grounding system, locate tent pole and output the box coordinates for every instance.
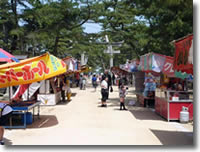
[28,84,29,101]
[9,87,11,102]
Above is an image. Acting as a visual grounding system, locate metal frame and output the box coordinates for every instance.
[4,102,41,129]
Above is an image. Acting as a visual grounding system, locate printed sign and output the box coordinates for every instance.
[0,53,66,88]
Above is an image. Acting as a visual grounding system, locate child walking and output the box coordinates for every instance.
[119,84,127,110]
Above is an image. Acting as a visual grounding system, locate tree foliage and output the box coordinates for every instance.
[0,0,193,70]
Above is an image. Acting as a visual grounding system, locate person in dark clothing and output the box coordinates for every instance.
[102,70,112,99]
[92,74,98,91]
[60,75,66,102]
[112,72,115,85]
[118,76,124,88]
[0,102,13,145]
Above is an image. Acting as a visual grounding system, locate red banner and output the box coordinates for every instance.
[174,35,193,74]
[162,56,175,77]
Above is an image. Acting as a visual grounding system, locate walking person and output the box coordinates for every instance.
[60,75,67,102]
[79,75,83,90]
[100,77,109,107]
[82,75,87,90]
[119,84,128,110]
[92,74,98,91]
[0,102,13,145]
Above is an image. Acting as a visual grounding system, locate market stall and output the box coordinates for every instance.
[154,34,192,121]
[111,66,130,86]
[62,56,81,87]
[0,52,66,127]
[136,52,167,108]
[154,35,193,121]
[136,48,193,121]
[136,53,179,108]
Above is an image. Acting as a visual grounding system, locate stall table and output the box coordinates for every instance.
[155,90,193,121]
[4,101,41,129]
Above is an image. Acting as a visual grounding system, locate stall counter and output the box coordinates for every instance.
[155,90,193,121]
[37,91,61,105]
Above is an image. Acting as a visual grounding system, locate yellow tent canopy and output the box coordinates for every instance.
[0,52,66,88]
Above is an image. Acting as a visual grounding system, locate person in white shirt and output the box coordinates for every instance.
[0,102,13,145]
[100,77,108,107]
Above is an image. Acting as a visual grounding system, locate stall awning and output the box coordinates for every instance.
[0,48,19,63]
[62,57,83,75]
[173,34,193,75]
[138,52,175,77]
[111,66,130,75]
[119,59,139,73]
[0,52,66,88]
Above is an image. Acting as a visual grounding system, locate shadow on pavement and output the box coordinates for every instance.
[108,97,165,121]
[150,129,193,145]
[27,115,58,129]
[4,137,12,145]
[129,108,164,121]
[71,93,77,97]
[57,101,71,105]
[107,97,137,107]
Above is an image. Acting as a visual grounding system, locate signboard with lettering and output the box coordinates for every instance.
[162,56,175,77]
[0,53,66,88]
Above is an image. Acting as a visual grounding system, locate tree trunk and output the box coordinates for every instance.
[53,35,60,55]
[11,0,18,26]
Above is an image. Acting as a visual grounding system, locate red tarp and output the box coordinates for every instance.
[174,34,193,74]
[162,56,175,77]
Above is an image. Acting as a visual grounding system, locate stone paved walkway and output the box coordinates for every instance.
[3,83,193,145]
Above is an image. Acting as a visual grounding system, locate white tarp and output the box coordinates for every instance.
[68,61,74,71]
[152,54,166,73]
[39,80,50,94]
[22,82,40,101]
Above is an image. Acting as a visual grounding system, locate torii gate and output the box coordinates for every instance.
[103,35,123,69]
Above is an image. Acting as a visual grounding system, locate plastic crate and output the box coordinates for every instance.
[22,112,33,125]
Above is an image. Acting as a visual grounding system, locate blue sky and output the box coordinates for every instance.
[82,23,102,33]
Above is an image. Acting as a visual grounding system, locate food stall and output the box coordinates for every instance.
[136,52,166,108]
[154,34,192,121]
[62,56,81,87]
[155,71,193,121]
[0,52,66,128]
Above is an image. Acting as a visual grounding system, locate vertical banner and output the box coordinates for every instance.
[174,34,193,74]
[162,56,175,77]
